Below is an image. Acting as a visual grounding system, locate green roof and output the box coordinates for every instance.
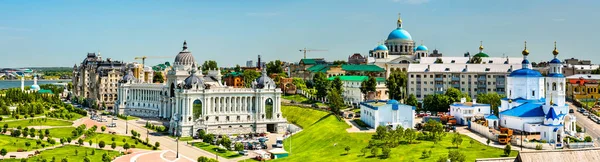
[306,65,329,73]
[327,76,386,82]
[473,52,489,57]
[301,59,317,65]
[37,89,54,94]
[224,71,242,77]
[341,65,385,72]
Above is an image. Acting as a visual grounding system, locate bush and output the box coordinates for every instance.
[585,136,593,142]
[504,144,512,156]
[535,144,543,150]
[448,150,466,162]
[155,142,160,148]
[540,140,547,143]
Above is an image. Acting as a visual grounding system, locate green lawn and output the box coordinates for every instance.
[0,134,55,152]
[118,115,140,120]
[275,106,517,162]
[169,136,194,141]
[2,145,121,162]
[282,94,327,107]
[47,127,79,139]
[0,118,73,128]
[192,142,241,159]
[85,133,153,150]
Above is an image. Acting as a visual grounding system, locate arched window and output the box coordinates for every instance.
[552,82,557,91]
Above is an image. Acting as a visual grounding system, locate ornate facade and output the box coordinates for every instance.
[115,41,287,137]
[72,52,126,109]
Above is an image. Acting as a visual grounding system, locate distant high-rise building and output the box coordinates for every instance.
[246,60,253,67]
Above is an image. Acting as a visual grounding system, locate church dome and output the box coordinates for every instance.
[415,45,428,51]
[174,41,195,67]
[30,85,40,91]
[549,58,561,64]
[387,28,413,40]
[373,45,388,51]
[387,99,399,104]
[509,68,542,77]
[121,70,136,83]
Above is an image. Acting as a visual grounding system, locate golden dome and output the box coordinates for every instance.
[479,41,484,50]
[397,13,403,24]
[553,41,559,55]
[522,41,529,56]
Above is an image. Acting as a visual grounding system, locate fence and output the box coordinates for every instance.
[510,138,554,150]
[469,122,498,141]
[567,142,594,149]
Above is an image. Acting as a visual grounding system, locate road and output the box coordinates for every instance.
[567,102,600,146]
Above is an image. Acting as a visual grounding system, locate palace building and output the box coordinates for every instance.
[115,41,287,137]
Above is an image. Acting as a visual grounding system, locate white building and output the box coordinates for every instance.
[115,41,288,137]
[449,98,491,125]
[360,99,415,129]
[327,76,387,106]
[497,42,575,143]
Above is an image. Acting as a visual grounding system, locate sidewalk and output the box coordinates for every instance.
[456,126,534,151]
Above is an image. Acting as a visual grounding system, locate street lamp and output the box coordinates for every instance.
[126,115,129,134]
[176,122,180,158]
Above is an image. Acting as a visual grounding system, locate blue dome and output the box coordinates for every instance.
[387,28,413,40]
[415,45,428,51]
[373,45,388,51]
[387,99,399,104]
[509,68,542,77]
[549,58,561,64]
[30,85,40,90]
[522,59,530,64]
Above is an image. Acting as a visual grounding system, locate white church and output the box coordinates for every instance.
[494,42,576,143]
[115,41,288,137]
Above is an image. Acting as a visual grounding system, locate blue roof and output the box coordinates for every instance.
[509,68,543,77]
[553,127,559,132]
[415,45,428,51]
[545,107,559,120]
[549,58,561,64]
[500,102,545,117]
[502,97,545,103]
[30,85,40,90]
[485,114,499,120]
[450,103,490,107]
[387,28,412,40]
[547,73,564,77]
[360,100,413,111]
[374,44,388,51]
[387,99,399,104]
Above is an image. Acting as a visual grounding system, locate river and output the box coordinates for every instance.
[0,80,70,89]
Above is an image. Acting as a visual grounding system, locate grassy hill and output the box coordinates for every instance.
[277,105,517,162]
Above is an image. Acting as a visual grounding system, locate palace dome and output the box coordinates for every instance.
[415,45,428,51]
[255,69,276,89]
[174,41,195,67]
[509,68,542,77]
[473,52,489,57]
[121,70,136,83]
[549,58,561,64]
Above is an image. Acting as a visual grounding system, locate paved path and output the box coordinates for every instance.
[567,102,600,146]
[456,127,534,151]
[343,119,374,133]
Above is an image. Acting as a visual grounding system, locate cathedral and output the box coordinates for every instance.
[115,41,287,137]
[498,41,576,143]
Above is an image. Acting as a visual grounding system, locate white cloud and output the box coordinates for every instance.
[392,0,430,5]
[245,12,280,17]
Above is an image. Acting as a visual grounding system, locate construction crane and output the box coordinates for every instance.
[134,56,172,67]
[299,48,328,59]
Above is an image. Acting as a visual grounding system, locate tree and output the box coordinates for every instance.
[470,139,474,148]
[25,141,31,150]
[344,146,351,154]
[445,88,470,104]
[155,142,160,148]
[75,149,78,155]
[99,141,105,148]
[434,58,443,63]
[504,144,512,156]
[124,143,130,151]
[386,71,407,100]
[476,93,504,116]
[469,56,482,64]
[313,72,329,99]
[448,150,466,162]
[111,137,115,142]
[360,147,368,156]
[78,138,84,146]
[45,129,50,136]
[89,140,93,146]
[381,146,391,159]
[83,157,90,162]
[234,64,242,72]
[0,148,6,158]
[423,94,451,112]
[242,69,260,88]
[331,76,343,94]
[221,136,232,150]
[452,132,463,148]
[197,156,218,162]
[370,147,379,157]
[486,138,491,146]
[328,89,345,115]
[266,60,284,75]
[235,142,244,151]
[333,60,347,65]
[585,136,593,142]
[101,126,106,132]
[423,120,445,144]
[201,60,218,72]
[67,137,72,143]
[61,158,68,162]
[404,128,417,144]
[198,129,206,140]
[203,134,215,144]
[406,94,418,107]
[153,72,165,83]
[292,77,307,90]
[593,67,600,74]
[111,142,117,150]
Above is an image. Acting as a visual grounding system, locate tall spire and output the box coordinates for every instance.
[552,41,559,57]
[521,41,530,69]
[522,41,529,56]
[397,13,403,28]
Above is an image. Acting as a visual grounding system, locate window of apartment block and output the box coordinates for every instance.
[430,81,433,84]
[424,89,427,91]
[411,81,414,84]
[487,75,491,78]
[461,88,465,91]
[462,81,465,84]
[430,75,433,78]
[411,74,414,78]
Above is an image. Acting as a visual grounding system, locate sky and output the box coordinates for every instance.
[0,0,598,68]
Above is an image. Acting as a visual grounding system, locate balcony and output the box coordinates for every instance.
[434,77,444,81]
[435,84,444,89]
[452,76,460,81]
[477,84,487,88]
[477,77,487,81]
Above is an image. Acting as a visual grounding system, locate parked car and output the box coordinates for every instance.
[426,111,432,116]
[583,112,590,116]
[239,150,248,156]
[569,109,575,113]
